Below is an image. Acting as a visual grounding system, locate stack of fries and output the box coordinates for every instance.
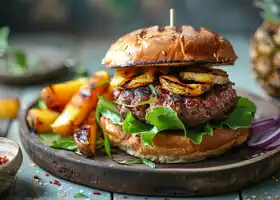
[27,70,112,157]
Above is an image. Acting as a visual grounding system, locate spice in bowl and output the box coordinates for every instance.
[0,156,9,164]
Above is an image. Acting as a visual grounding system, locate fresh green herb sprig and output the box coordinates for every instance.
[0,26,27,70]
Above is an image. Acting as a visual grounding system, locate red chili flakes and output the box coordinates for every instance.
[0,156,9,164]
[45,173,49,177]
[93,191,101,195]
[53,180,61,186]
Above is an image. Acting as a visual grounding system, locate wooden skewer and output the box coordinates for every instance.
[170,8,174,27]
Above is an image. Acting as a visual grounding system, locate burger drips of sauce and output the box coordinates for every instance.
[96,25,257,163]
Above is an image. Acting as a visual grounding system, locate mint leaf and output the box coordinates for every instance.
[0,26,9,50]
[73,192,90,198]
[211,96,256,130]
[141,158,156,168]
[96,96,123,125]
[115,84,157,107]
[123,112,152,134]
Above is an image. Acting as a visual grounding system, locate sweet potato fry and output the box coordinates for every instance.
[27,108,60,133]
[102,84,114,101]
[40,77,88,111]
[74,111,98,157]
[0,98,20,119]
[51,71,110,136]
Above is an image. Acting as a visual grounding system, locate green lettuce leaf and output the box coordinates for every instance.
[115,84,157,107]
[123,112,152,134]
[211,96,256,130]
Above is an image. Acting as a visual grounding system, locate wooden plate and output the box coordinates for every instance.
[19,89,280,197]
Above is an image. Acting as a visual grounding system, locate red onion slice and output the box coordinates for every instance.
[265,137,280,150]
[251,116,280,133]
[248,126,280,149]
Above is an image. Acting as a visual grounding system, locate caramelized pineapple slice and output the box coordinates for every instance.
[180,69,229,84]
[160,75,211,96]
[110,68,138,88]
[124,69,154,89]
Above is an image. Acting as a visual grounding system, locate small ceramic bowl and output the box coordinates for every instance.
[0,137,23,195]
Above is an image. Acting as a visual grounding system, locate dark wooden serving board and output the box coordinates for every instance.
[19,89,280,197]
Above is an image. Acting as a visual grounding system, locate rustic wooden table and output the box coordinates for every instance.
[0,34,280,200]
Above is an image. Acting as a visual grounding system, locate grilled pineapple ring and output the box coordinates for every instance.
[160,75,211,96]
[180,69,229,84]
[110,68,139,88]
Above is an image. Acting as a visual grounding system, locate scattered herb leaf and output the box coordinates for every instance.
[73,192,90,198]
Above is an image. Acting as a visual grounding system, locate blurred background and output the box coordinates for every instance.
[0,0,261,36]
[0,0,269,95]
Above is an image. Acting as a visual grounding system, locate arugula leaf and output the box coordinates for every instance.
[36,133,77,151]
[50,139,77,151]
[104,134,112,158]
[141,158,156,168]
[117,158,142,165]
[123,112,152,134]
[73,192,90,198]
[35,100,47,110]
[96,96,123,125]
[115,84,157,107]
[36,132,61,146]
[0,26,9,50]
[211,97,256,130]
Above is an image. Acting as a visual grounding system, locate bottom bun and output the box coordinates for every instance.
[100,117,250,163]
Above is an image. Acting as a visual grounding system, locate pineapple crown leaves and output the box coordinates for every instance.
[254,0,280,24]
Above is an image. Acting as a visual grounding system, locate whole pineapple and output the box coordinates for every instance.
[251,0,280,97]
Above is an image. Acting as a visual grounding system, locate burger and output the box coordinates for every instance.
[97,25,256,164]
